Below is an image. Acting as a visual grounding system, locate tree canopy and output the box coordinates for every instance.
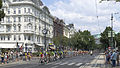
[0,0,5,21]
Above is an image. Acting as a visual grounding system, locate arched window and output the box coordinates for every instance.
[18,24,21,31]
[13,24,16,31]
[27,23,32,29]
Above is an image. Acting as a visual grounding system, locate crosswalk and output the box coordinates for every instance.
[47,61,91,68]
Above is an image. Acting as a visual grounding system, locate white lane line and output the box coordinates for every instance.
[68,62,75,66]
[79,63,90,68]
[75,63,82,66]
[53,62,62,65]
[51,66,58,68]
[60,62,69,65]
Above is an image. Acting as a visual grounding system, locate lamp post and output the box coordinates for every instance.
[42,25,48,52]
[111,13,114,48]
[109,13,118,49]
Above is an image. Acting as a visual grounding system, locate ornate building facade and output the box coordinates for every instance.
[0,0,54,52]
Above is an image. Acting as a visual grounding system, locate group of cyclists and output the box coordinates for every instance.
[38,50,93,64]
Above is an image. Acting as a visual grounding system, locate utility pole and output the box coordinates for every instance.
[111,13,114,48]
[42,15,48,52]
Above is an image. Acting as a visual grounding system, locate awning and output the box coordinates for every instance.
[36,44,44,47]
[0,44,17,48]
[50,46,55,50]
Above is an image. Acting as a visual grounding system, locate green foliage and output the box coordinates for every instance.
[100,0,120,3]
[0,0,5,21]
[116,0,120,2]
[53,36,69,47]
[100,27,112,49]
[70,30,95,50]
[115,33,120,48]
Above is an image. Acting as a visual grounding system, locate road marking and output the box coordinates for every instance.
[68,62,75,65]
[51,66,58,68]
[60,62,69,65]
[54,62,62,65]
[75,63,82,66]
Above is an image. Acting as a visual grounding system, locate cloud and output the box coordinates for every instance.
[47,0,120,34]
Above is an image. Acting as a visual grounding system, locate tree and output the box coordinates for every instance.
[100,0,120,3]
[115,33,120,49]
[100,27,112,50]
[0,0,5,21]
[70,30,95,50]
[53,36,69,47]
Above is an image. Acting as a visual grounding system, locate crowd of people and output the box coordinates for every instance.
[0,51,32,64]
[0,50,94,65]
[105,49,119,67]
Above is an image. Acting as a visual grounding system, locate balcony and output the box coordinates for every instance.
[24,29,34,34]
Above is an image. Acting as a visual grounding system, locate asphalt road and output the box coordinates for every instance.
[0,54,100,68]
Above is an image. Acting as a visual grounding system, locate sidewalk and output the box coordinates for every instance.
[91,53,120,68]
[0,57,39,67]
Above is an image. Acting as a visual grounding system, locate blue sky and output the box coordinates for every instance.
[42,0,120,34]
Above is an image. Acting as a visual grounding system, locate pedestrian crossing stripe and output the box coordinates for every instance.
[68,62,75,65]
[54,62,62,65]
[60,62,69,65]
[75,63,82,66]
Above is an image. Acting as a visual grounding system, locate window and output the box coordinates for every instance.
[3,0,5,3]
[3,36,5,40]
[28,8,30,13]
[18,25,21,31]
[8,17,10,22]
[13,9,16,14]
[14,17,16,22]
[1,36,3,40]
[14,35,16,40]
[18,35,21,40]
[28,35,30,40]
[24,8,26,13]
[18,8,21,14]
[8,36,10,40]
[28,17,31,22]
[13,0,17,2]
[6,25,11,32]
[8,9,10,14]
[13,25,16,31]
[24,35,26,40]
[18,17,21,22]
[39,26,41,31]
[24,17,28,22]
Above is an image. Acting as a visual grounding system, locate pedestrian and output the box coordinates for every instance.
[90,50,93,56]
[116,50,119,66]
[111,50,117,67]
[1,53,4,64]
[4,53,7,64]
[105,50,111,64]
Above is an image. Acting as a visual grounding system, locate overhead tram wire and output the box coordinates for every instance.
[95,0,102,34]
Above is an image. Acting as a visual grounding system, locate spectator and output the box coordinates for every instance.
[111,50,117,67]
[1,53,4,64]
[4,53,7,64]
[116,50,119,66]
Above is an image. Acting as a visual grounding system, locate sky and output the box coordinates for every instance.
[42,0,120,35]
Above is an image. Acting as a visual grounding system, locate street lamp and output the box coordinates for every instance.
[42,26,48,52]
[108,12,119,49]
